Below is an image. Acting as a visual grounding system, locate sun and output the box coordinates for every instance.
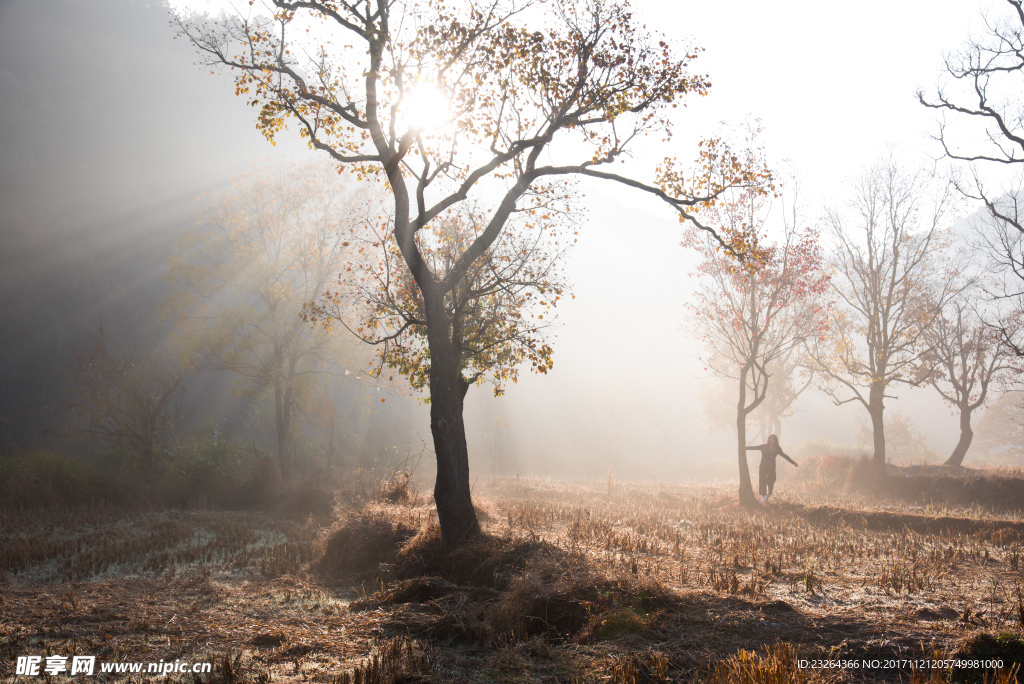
[401,84,452,133]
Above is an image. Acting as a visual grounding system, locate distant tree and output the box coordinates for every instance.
[973,390,1024,463]
[809,160,961,477]
[918,0,1024,355]
[59,327,185,478]
[174,0,773,548]
[855,411,937,465]
[305,377,342,466]
[922,295,1020,466]
[165,162,368,480]
[686,188,830,507]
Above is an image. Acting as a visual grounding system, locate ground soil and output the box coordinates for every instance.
[3,476,1024,683]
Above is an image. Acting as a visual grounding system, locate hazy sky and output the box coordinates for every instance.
[485,0,1012,472]
[640,0,1006,204]
[2,0,1014,476]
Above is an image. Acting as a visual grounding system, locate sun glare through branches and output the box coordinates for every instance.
[400,84,453,133]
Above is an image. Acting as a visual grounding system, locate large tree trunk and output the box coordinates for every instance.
[736,368,758,508]
[944,404,974,467]
[868,383,886,479]
[428,350,481,551]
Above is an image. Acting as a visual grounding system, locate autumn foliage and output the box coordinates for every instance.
[306,208,572,399]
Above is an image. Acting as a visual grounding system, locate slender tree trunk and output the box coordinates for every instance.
[327,412,336,466]
[944,404,974,467]
[867,383,886,479]
[275,382,292,481]
[428,348,481,551]
[736,367,758,508]
[141,435,155,480]
[140,406,156,478]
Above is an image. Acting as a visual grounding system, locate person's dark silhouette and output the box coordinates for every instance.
[745,434,798,504]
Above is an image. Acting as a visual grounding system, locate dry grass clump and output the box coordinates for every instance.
[350,576,458,609]
[333,637,433,684]
[486,560,592,640]
[205,650,274,684]
[604,650,672,683]
[707,641,811,684]
[440,535,565,589]
[585,606,649,641]
[345,522,595,642]
[390,519,444,579]
[377,471,414,504]
[318,508,420,581]
[951,633,1024,682]
[340,505,584,590]
[908,668,1019,683]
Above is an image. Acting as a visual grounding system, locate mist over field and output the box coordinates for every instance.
[1,0,1007,486]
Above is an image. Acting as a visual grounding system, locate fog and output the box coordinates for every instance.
[1,0,1020,485]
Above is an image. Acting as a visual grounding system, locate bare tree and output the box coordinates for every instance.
[918,0,1024,355]
[923,294,1020,466]
[59,327,185,478]
[686,187,830,507]
[809,160,960,476]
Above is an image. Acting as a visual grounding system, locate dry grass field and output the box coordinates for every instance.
[4,467,1024,683]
